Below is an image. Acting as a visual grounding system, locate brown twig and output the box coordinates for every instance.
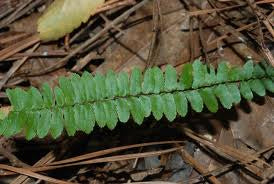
[182,128,270,179]
[181,146,274,184]
[187,0,274,17]
[0,43,40,90]
[48,141,182,166]
[207,0,248,45]
[0,164,73,184]
[263,20,274,39]
[0,146,183,175]
[71,51,98,72]
[0,35,40,62]
[198,18,209,63]
[0,0,45,29]
[97,0,136,14]
[0,145,28,168]
[207,22,257,46]
[178,147,222,184]
[147,0,163,68]
[10,151,55,184]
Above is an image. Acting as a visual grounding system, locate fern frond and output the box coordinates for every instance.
[1,60,273,139]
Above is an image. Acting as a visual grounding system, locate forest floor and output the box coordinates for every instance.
[0,0,274,183]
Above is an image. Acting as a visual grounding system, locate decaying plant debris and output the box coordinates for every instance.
[0,0,273,183]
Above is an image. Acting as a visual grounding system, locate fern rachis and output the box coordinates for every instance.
[0,60,273,140]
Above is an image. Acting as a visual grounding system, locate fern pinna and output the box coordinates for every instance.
[0,60,273,140]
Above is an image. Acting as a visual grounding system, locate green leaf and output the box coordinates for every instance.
[266,66,274,76]
[130,68,142,95]
[13,112,26,136]
[105,70,118,98]
[3,112,22,137]
[227,84,241,104]
[162,93,176,121]
[37,109,51,138]
[93,102,106,128]
[81,104,95,134]
[192,60,206,88]
[142,67,164,94]
[115,99,130,123]
[179,63,193,90]
[153,67,164,94]
[117,72,130,97]
[142,68,153,94]
[29,87,44,109]
[214,84,233,109]
[2,118,12,138]
[249,79,266,96]
[186,91,203,112]
[174,92,188,117]
[73,104,83,132]
[41,83,54,108]
[71,73,84,103]
[79,73,89,102]
[205,65,216,85]
[94,73,107,100]
[261,61,274,76]
[199,88,218,113]
[151,95,164,120]
[262,78,274,92]
[25,112,38,140]
[104,101,118,130]
[63,107,77,136]
[82,72,96,101]
[0,112,5,121]
[128,97,144,125]
[253,64,265,78]
[59,77,74,105]
[164,65,177,91]
[0,118,9,135]
[241,60,254,79]
[216,62,229,82]
[240,81,253,100]
[139,96,151,118]
[6,88,29,111]
[228,67,241,81]
[54,87,65,106]
[50,108,64,139]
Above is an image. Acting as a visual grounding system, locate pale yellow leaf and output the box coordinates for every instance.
[38,0,105,41]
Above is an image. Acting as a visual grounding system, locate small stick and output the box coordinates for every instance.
[0,35,40,62]
[0,43,40,90]
[207,22,257,46]
[0,144,28,168]
[11,151,55,184]
[178,147,223,184]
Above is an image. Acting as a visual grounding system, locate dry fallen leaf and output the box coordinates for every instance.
[37,0,105,41]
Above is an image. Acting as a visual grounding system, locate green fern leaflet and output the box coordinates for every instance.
[0,60,273,140]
